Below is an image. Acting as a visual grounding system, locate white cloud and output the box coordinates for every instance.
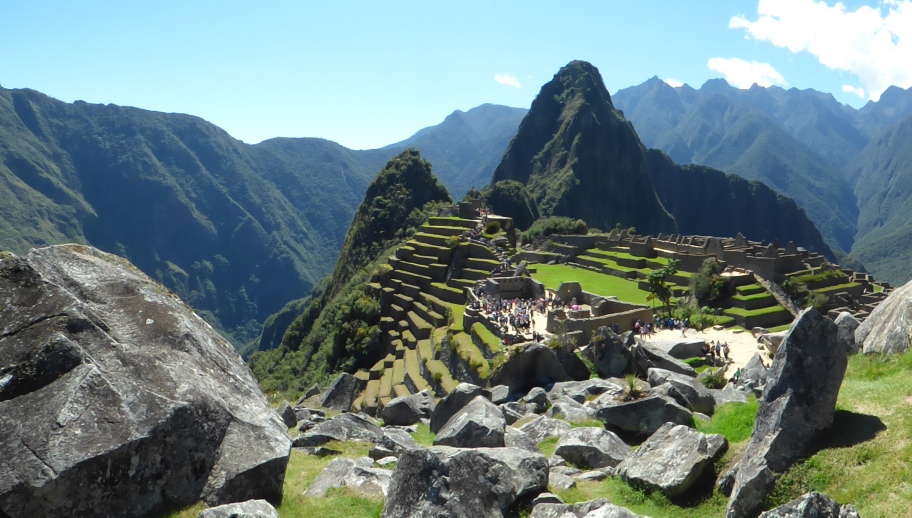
[730,0,912,101]
[842,84,866,98]
[663,78,684,88]
[707,57,788,88]
[494,73,521,89]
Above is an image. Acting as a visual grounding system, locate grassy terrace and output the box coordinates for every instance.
[472,322,502,353]
[817,282,861,293]
[723,305,788,317]
[530,263,653,306]
[731,292,775,302]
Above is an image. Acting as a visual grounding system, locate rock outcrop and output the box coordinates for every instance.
[726,308,846,518]
[554,427,632,469]
[855,279,912,354]
[595,396,693,435]
[380,390,436,426]
[433,396,506,448]
[319,373,358,411]
[758,491,860,517]
[0,245,291,517]
[382,446,548,518]
[429,383,490,433]
[618,423,727,497]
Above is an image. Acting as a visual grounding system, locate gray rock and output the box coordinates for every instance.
[596,396,693,435]
[429,382,489,433]
[490,343,570,394]
[277,401,297,429]
[727,308,846,518]
[305,457,391,499]
[651,378,716,416]
[501,401,532,425]
[296,419,317,433]
[555,348,592,381]
[857,278,912,354]
[0,245,290,517]
[554,427,632,469]
[546,396,597,423]
[369,445,396,460]
[711,383,750,406]
[319,373,358,412]
[490,384,511,404]
[379,427,422,453]
[531,499,645,518]
[575,468,614,481]
[305,383,322,399]
[646,338,707,360]
[587,327,633,378]
[381,446,548,518]
[637,342,697,377]
[758,491,860,517]
[647,367,696,387]
[835,312,861,354]
[739,353,769,390]
[293,407,313,422]
[505,425,539,452]
[519,415,572,444]
[293,412,384,447]
[618,423,727,497]
[380,390,436,426]
[530,492,564,506]
[549,454,567,467]
[549,469,577,490]
[524,386,549,407]
[376,456,398,467]
[197,499,279,518]
[434,395,506,448]
[548,379,623,402]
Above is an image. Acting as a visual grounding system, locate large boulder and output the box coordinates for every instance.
[587,328,633,378]
[531,499,645,518]
[857,278,912,354]
[758,491,860,517]
[548,379,623,403]
[197,499,279,518]
[651,378,716,416]
[276,401,297,429]
[636,342,697,377]
[739,353,769,391]
[617,423,727,497]
[304,457,392,499]
[293,413,384,447]
[595,396,693,435]
[518,415,572,444]
[434,395,506,448]
[646,338,707,360]
[319,373,358,412]
[380,390,436,426]
[834,312,861,354]
[546,396,597,423]
[382,446,548,518]
[647,367,696,387]
[726,308,846,518]
[555,348,592,381]
[554,427,632,469]
[0,245,291,517]
[711,383,750,406]
[429,383,489,433]
[490,344,570,394]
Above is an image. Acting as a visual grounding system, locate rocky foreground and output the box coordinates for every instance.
[0,245,290,517]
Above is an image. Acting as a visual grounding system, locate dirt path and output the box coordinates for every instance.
[643,327,774,377]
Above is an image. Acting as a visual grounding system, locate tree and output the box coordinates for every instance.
[690,258,726,304]
[647,259,680,316]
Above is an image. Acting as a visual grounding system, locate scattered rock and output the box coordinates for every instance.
[434,395,506,448]
[651,378,716,416]
[305,383,322,399]
[505,425,539,452]
[276,401,297,429]
[531,499,645,518]
[636,342,697,377]
[381,446,548,517]
[490,343,570,394]
[575,468,613,481]
[554,427,632,469]
[369,445,396,460]
[530,492,564,506]
[739,353,769,390]
[646,338,707,360]
[378,427,422,454]
[549,379,623,403]
[587,327,633,378]
[835,312,861,355]
[595,396,693,435]
[518,415,572,444]
[546,396,597,422]
[758,491,860,517]
[376,457,398,467]
[727,308,846,518]
[501,401,532,425]
[305,457,391,499]
[296,419,317,433]
[548,467,578,490]
[0,245,290,516]
[711,383,750,406]
[197,499,279,518]
[293,407,313,422]
[555,348,592,381]
[429,383,490,433]
[490,385,511,404]
[524,386,550,412]
[293,413,384,447]
[319,373,358,412]
[856,278,912,354]
[647,367,696,386]
[380,390,436,426]
[617,423,727,497]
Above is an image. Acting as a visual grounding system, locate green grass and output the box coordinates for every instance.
[553,478,728,517]
[723,305,788,317]
[816,282,861,294]
[530,263,653,305]
[766,323,793,333]
[731,292,775,302]
[472,322,502,353]
[538,437,560,457]
[451,331,490,379]
[412,422,436,447]
[694,400,759,443]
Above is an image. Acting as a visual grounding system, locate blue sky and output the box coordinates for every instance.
[2,1,910,149]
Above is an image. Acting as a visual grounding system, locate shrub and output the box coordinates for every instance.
[484,221,501,234]
[432,371,443,383]
[691,258,726,304]
[445,235,461,249]
[619,374,645,401]
[521,216,588,244]
[701,368,727,389]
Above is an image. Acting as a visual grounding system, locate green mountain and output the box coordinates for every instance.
[492,60,677,235]
[384,104,527,200]
[248,149,452,392]
[491,61,833,257]
[850,113,912,284]
[0,86,390,343]
[614,78,858,253]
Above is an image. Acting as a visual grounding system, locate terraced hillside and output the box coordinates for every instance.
[354,216,508,415]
